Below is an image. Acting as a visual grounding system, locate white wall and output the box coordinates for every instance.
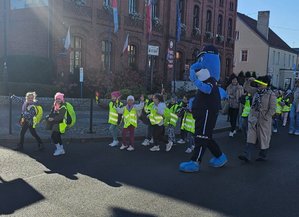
[233,17,268,76]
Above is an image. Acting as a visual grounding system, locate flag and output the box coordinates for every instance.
[112,0,118,33]
[64,26,71,50]
[122,34,129,55]
[146,0,152,36]
[176,0,181,42]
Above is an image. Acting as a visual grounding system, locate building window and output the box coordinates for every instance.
[206,10,212,32]
[10,0,49,9]
[289,54,291,67]
[292,56,295,67]
[128,0,137,14]
[241,50,248,62]
[277,52,280,65]
[217,14,223,35]
[128,44,137,68]
[229,1,234,11]
[235,31,240,40]
[273,51,276,65]
[103,0,110,6]
[70,36,83,74]
[152,0,158,18]
[179,0,185,23]
[101,40,112,72]
[225,58,231,77]
[193,5,200,30]
[219,0,224,7]
[227,18,233,38]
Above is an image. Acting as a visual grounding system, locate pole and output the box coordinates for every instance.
[150,55,154,92]
[173,41,177,94]
[80,82,83,98]
[89,97,93,133]
[9,95,12,135]
[3,0,8,95]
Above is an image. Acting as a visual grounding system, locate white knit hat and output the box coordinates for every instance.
[127,95,135,101]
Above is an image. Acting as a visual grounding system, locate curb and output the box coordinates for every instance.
[0,127,230,145]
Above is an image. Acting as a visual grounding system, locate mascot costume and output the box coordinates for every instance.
[179,45,228,172]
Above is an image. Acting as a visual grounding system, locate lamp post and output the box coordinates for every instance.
[3,0,8,95]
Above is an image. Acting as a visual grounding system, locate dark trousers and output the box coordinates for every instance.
[152,125,166,146]
[122,125,135,147]
[229,107,239,132]
[19,121,42,145]
[51,131,62,144]
[191,110,222,162]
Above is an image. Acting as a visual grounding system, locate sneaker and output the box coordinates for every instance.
[210,153,228,167]
[272,128,278,133]
[177,139,185,144]
[142,139,150,146]
[149,138,154,144]
[150,145,160,151]
[127,146,135,151]
[238,155,250,163]
[53,145,65,156]
[109,140,119,147]
[288,130,294,135]
[185,147,193,153]
[165,141,173,152]
[179,161,200,173]
[120,144,128,150]
[295,131,299,136]
[229,131,234,137]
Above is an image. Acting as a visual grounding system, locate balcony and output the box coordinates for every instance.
[63,0,92,21]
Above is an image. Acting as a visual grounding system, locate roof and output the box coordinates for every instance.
[237,12,296,54]
[293,48,299,54]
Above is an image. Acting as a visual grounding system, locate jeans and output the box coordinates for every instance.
[289,104,299,133]
[229,107,239,132]
[109,124,119,141]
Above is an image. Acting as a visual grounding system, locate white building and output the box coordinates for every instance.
[234,11,298,89]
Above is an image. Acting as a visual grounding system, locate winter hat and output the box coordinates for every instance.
[111,91,121,98]
[127,95,135,101]
[54,92,65,102]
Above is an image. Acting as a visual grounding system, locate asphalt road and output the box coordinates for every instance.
[1,127,299,217]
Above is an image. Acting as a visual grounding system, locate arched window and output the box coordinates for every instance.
[206,10,212,32]
[128,44,137,68]
[193,5,200,29]
[70,36,83,74]
[227,18,233,38]
[103,0,110,6]
[152,0,158,18]
[129,0,137,14]
[217,14,223,35]
[101,40,112,72]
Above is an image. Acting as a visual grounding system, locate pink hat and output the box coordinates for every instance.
[111,91,121,98]
[54,92,65,102]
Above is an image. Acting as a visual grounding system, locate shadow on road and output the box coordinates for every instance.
[0,176,44,215]
[110,207,158,217]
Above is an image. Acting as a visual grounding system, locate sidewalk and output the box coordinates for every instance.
[0,104,230,144]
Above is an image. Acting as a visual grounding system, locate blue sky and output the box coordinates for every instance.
[237,0,299,48]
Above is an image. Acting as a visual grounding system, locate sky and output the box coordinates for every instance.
[237,0,299,48]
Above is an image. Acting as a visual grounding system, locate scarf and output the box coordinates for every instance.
[252,88,268,111]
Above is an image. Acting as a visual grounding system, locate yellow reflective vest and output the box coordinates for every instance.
[276,97,282,114]
[241,96,251,118]
[181,112,195,133]
[108,101,123,125]
[282,98,291,112]
[149,109,164,125]
[123,107,138,128]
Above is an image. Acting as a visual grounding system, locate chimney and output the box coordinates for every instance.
[257,11,270,40]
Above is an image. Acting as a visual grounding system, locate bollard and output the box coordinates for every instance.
[9,95,12,135]
[89,97,94,134]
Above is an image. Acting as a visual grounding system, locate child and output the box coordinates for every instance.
[116,95,144,151]
[149,94,167,152]
[281,90,292,127]
[272,90,283,133]
[239,76,276,162]
[164,95,180,152]
[141,94,154,146]
[47,92,68,156]
[177,96,188,144]
[13,92,44,151]
[239,91,252,140]
[108,91,123,147]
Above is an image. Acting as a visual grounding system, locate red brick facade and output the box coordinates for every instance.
[1,0,237,90]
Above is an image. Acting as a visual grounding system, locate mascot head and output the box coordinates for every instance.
[195,45,220,82]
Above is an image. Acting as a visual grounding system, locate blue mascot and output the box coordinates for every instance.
[179,45,228,172]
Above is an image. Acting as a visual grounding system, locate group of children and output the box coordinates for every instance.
[105,91,197,153]
[13,91,75,156]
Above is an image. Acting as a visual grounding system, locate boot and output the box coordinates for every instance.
[238,143,255,162]
[256,149,268,161]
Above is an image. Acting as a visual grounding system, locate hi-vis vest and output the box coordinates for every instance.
[144,99,154,114]
[149,109,164,125]
[276,97,282,114]
[58,102,76,133]
[164,104,179,127]
[241,96,251,118]
[123,107,138,128]
[58,105,68,134]
[108,101,123,125]
[282,98,291,112]
[32,105,43,128]
[181,112,195,133]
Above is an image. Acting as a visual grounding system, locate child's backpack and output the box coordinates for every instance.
[34,105,43,125]
[65,102,76,128]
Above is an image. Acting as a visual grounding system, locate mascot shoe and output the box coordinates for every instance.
[179,161,200,173]
[210,153,228,168]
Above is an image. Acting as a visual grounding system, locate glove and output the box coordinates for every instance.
[189,69,198,82]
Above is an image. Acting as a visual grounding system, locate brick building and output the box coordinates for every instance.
[1,0,238,92]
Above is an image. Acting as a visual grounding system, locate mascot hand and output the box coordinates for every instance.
[189,69,198,82]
